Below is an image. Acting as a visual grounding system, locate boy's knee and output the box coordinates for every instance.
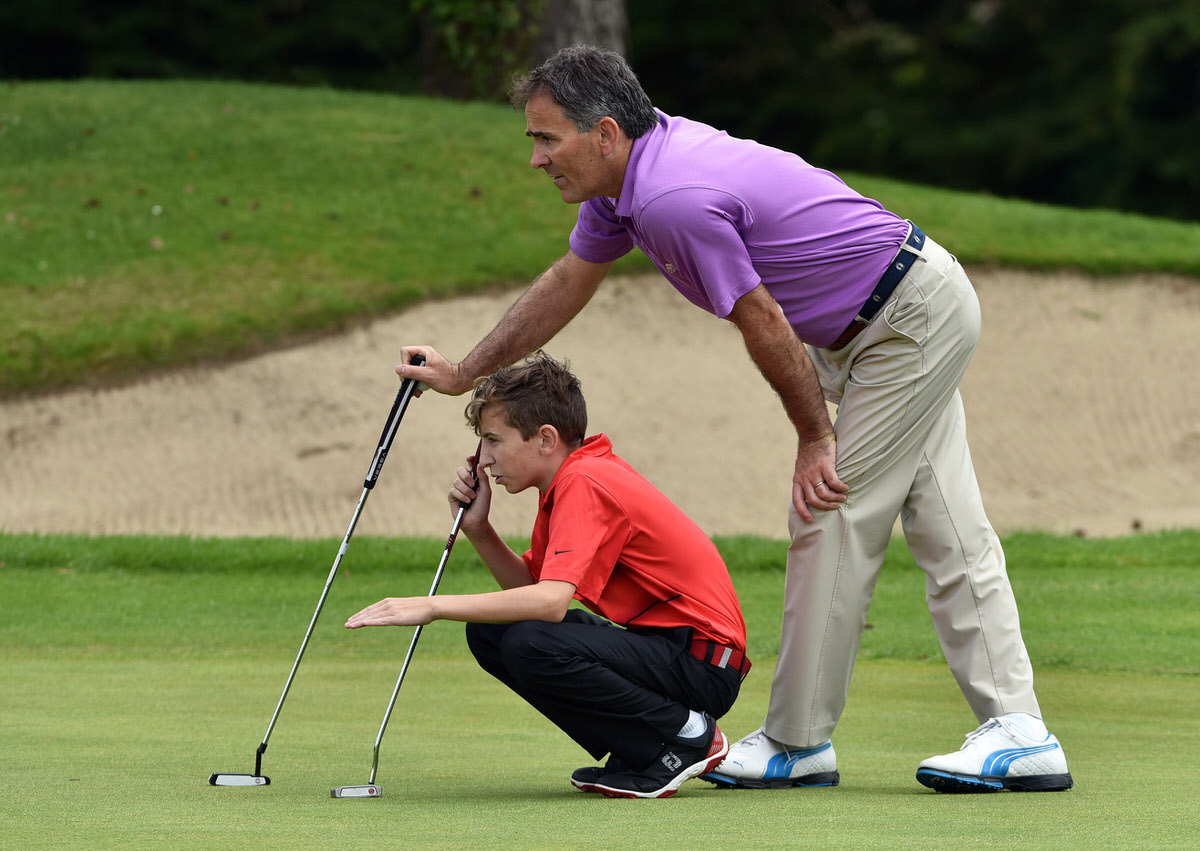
[464,620,564,681]
[465,621,506,666]
[498,621,568,683]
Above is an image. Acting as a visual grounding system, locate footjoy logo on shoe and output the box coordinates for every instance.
[662,753,683,772]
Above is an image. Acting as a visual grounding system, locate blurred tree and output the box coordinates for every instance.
[532,0,628,63]
[412,0,629,99]
[412,0,545,100]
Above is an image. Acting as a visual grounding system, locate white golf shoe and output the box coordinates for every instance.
[701,728,839,789]
[917,715,1073,793]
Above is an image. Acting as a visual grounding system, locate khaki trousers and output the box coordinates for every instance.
[764,234,1041,748]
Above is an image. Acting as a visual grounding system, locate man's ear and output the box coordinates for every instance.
[595,116,622,156]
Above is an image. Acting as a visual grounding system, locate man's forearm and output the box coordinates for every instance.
[727,283,846,519]
[745,331,830,441]
[728,285,832,442]
[457,251,611,388]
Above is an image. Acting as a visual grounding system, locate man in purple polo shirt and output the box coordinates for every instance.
[397,45,1072,795]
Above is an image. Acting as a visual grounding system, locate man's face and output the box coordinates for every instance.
[524,92,613,203]
[478,406,549,494]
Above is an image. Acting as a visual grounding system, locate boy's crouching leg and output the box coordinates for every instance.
[464,621,515,684]
[467,617,666,766]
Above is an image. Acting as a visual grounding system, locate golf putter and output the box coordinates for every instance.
[209,354,427,788]
[331,441,482,798]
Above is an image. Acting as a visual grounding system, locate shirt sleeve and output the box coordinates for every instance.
[636,187,761,318]
[535,469,631,601]
[569,198,635,264]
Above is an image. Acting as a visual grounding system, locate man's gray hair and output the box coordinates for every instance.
[510,44,657,139]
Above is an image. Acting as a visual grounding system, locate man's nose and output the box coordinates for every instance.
[530,145,549,169]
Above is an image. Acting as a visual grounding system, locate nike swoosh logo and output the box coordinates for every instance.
[554,549,573,555]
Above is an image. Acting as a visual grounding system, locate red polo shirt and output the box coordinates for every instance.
[522,434,747,651]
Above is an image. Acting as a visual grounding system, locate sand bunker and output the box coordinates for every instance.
[3,270,1199,541]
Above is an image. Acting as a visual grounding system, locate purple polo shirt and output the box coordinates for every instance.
[569,110,912,347]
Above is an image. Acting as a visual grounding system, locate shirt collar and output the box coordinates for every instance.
[613,110,666,218]
[539,433,613,510]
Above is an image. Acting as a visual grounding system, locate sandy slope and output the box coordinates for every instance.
[3,270,1199,541]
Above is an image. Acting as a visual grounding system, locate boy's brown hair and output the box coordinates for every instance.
[465,351,587,446]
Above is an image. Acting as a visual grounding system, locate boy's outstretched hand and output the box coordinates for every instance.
[345,596,435,629]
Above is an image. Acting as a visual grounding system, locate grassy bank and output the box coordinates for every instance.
[4,80,1200,396]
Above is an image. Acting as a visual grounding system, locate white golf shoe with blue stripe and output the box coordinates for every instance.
[701,728,839,789]
[917,715,1073,793]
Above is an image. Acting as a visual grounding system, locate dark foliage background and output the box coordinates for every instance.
[3,0,1197,220]
[630,0,1200,221]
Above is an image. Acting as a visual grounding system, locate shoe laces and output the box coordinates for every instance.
[739,728,819,755]
[962,717,1004,748]
[739,728,772,750]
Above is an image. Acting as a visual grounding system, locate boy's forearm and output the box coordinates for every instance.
[429,581,574,624]
[465,523,535,589]
[344,580,575,630]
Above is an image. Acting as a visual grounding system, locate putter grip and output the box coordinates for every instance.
[364,353,427,488]
[398,352,427,391]
[456,439,483,512]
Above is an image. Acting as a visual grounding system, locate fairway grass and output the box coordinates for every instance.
[2,531,1199,848]
[3,657,1197,849]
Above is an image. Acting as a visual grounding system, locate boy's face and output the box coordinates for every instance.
[478,406,555,494]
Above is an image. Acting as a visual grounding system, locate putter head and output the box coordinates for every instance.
[330,784,381,799]
[209,773,270,786]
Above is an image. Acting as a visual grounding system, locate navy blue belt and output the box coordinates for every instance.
[828,222,926,350]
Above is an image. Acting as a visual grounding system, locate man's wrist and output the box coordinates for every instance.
[450,359,488,397]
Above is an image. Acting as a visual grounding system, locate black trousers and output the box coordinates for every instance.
[465,610,741,770]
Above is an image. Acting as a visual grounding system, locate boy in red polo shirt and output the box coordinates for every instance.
[345,352,749,798]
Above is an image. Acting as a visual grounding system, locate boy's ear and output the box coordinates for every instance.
[537,424,561,455]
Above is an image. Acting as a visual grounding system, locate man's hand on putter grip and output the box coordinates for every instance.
[792,433,847,523]
[396,345,468,396]
[345,596,435,629]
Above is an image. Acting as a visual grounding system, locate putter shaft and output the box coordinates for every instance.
[210,357,425,787]
[345,442,480,794]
